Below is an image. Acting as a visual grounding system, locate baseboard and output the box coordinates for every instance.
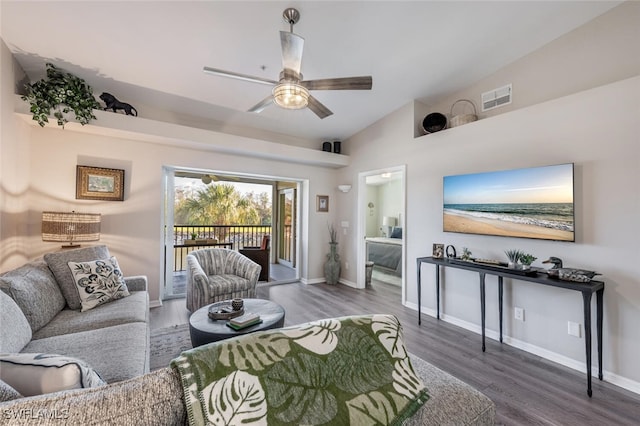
[149,299,163,308]
[301,277,325,285]
[338,278,357,288]
[403,303,640,395]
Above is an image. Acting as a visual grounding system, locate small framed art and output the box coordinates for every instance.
[432,243,444,258]
[316,195,329,212]
[76,166,124,201]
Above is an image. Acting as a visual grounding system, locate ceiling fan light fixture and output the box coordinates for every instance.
[273,83,309,110]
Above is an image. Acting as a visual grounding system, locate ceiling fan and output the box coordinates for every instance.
[203,8,372,119]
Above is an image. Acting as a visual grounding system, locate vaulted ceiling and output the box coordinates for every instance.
[0,1,621,146]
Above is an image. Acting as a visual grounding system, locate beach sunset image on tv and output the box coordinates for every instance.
[443,163,574,241]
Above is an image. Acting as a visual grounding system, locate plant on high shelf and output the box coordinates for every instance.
[21,63,100,128]
[324,223,340,285]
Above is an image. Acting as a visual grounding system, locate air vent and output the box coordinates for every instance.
[481,84,512,112]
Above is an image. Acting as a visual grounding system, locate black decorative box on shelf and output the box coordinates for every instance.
[446,258,540,276]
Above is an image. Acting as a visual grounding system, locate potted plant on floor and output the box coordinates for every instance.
[21,63,100,128]
[324,223,341,284]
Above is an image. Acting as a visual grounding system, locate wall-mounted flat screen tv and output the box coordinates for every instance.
[443,163,574,242]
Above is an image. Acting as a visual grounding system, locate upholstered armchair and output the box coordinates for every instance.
[186,248,261,312]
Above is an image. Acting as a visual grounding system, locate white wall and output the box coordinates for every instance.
[338,76,640,391]
[0,39,31,270]
[18,126,340,304]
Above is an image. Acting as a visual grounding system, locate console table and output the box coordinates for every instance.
[416,256,604,397]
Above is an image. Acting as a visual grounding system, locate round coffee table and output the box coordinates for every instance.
[189,298,286,347]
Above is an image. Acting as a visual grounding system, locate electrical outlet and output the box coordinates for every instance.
[568,321,581,337]
[514,307,524,321]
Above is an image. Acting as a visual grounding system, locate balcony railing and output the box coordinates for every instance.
[171,225,271,272]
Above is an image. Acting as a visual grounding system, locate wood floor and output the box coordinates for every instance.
[150,280,640,426]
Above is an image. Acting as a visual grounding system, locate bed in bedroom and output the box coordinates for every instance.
[365,233,403,277]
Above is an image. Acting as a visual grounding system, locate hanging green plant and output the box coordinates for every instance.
[21,63,100,128]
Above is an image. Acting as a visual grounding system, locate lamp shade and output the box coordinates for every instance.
[42,211,101,248]
[382,216,397,227]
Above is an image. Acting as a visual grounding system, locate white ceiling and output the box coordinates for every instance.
[0,1,620,146]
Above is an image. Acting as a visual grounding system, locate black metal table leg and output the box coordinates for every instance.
[582,291,593,397]
[480,272,486,352]
[436,265,440,320]
[417,259,422,325]
[597,288,604,381]
[498,276,503,343]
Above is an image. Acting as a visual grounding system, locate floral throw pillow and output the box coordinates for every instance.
[67,256,130,312]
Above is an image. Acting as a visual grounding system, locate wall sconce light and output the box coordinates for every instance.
[338,185,352,193]
[42,211,101,248]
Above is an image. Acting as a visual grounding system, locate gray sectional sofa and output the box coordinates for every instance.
[0,246,495,425]
[0,246,150,391]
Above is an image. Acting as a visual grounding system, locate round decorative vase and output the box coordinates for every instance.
[324,242,341,285]
[231,298,244,311]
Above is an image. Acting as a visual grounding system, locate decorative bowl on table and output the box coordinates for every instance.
[208,301,244,320]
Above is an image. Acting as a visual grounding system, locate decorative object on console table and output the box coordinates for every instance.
[542,257,600,283]
[324,223,340,285]
[445,245,457,258]
[518,253,537,270]
[316,195,329,212]
[505,249,524,268]
[76,165,124,201]
[333,140,341,153]
[432,243,444,258]
[41,211,101,248]
[322,141,332,152]
[461,247,472,261]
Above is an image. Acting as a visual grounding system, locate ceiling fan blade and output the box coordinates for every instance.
[302,76,372,91]
[248,95,274,113]
[307,95,333,119]
[280,31,304,75]
[203,66,278,86]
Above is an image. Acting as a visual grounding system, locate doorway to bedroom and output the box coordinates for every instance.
[357,166,406,301]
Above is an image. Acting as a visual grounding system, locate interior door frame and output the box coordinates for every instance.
[356,165,407,303]
[276,187,296,268]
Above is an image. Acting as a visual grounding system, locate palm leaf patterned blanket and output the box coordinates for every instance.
[171,314,429,425]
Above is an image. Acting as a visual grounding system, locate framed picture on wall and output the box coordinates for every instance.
[316,195,329,212]
[76,166,124,201]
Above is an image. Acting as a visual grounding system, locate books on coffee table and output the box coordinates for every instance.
[227,312,262,330]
